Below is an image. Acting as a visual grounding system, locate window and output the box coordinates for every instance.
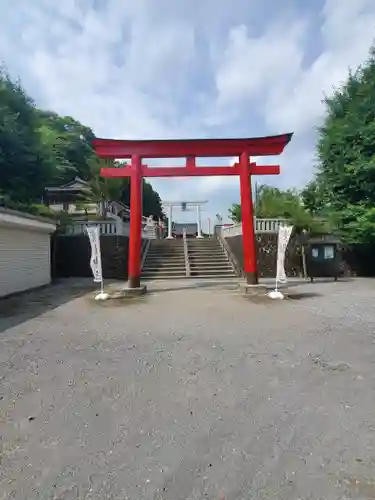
[324,245,334,260]
[312,247,319,258]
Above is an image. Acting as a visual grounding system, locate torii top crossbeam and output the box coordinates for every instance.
[93,133,292,159]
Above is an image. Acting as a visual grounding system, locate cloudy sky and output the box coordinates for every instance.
[1,0,375,226]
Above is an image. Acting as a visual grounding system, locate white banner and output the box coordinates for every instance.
[86,225,103,283]
[276,225,293,285]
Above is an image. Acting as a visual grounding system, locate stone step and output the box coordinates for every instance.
[190,252,228,257]
[188,248,224,252]
[188,244,221,249]
[190,263,232,269]
[191,268,236,272]
[146,250,184,253]
[147,250,185,254]
[148,248,184,252]
[145,257,185,262]
[142,274,188,280]
[188,248,223,252]
[142,265,186,271]
[142,272,187,278]
[190,265,234,271]
[188,242,221,246]
[147,257,185,261]
[189,257,229,263]
[149,244,184,248]
[190,272,237,278]
[142,267,186,274]
[146,256,186,261]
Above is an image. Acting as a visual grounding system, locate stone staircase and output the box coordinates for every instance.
[187,238,237,278]
[141,239,187,279]
[141,237,237,280]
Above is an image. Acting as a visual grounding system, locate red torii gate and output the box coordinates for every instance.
[93,134,293,289]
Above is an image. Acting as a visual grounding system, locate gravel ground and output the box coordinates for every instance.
[1,277,375,499]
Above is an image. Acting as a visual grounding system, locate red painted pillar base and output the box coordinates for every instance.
[128,155,143,288]
[239,151,258,285]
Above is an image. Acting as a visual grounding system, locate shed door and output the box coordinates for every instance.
[0,227,51,297]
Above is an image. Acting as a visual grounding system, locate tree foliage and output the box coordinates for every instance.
[0,67,164,219]
[301,46,375,244]
[0,68,50,203]
[229,184,316,231]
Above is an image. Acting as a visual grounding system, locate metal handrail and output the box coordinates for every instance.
[182,228,191,277]
[141,238,151,270]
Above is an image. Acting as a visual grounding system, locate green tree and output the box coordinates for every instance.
[228,184,315,231]
[0,67,51,203]
[142,180,164,219]
[305,45,375,244]
[36,110,96,184]
[228,203,241,223]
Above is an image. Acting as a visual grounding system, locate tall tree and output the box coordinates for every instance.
[36,110,96,184]
[229,185,314,230]
[304,45,375,244]
[0,68,51,202]
[142,180,164,219]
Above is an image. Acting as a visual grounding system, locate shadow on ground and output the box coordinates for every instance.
[0,279,97,333]
[309,277,354,284]
[286,291,322,300]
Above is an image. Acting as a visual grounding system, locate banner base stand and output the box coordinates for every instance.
[268,289,285,300]
[95,292,110,301]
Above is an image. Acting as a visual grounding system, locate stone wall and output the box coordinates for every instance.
[225,234,358,278]
[52,234,147,280]
[225,234,303,278]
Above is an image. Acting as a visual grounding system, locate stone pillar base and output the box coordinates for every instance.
[242,284,268,296]
[109,285,147,299]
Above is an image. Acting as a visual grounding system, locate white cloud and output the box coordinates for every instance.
[264,0,375,133]
[1,0,375,223]
[214,21,307,108]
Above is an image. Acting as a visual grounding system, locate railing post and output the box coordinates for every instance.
[183,228,191,277]
[115,218,123,235]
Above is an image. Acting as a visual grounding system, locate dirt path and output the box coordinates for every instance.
[1,278,375,499]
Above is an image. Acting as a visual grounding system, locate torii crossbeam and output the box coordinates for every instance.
[93,134,293,289]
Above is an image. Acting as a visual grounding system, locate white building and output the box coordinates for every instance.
[0,208,56,298]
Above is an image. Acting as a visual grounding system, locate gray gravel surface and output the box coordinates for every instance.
[1,277,375,499]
